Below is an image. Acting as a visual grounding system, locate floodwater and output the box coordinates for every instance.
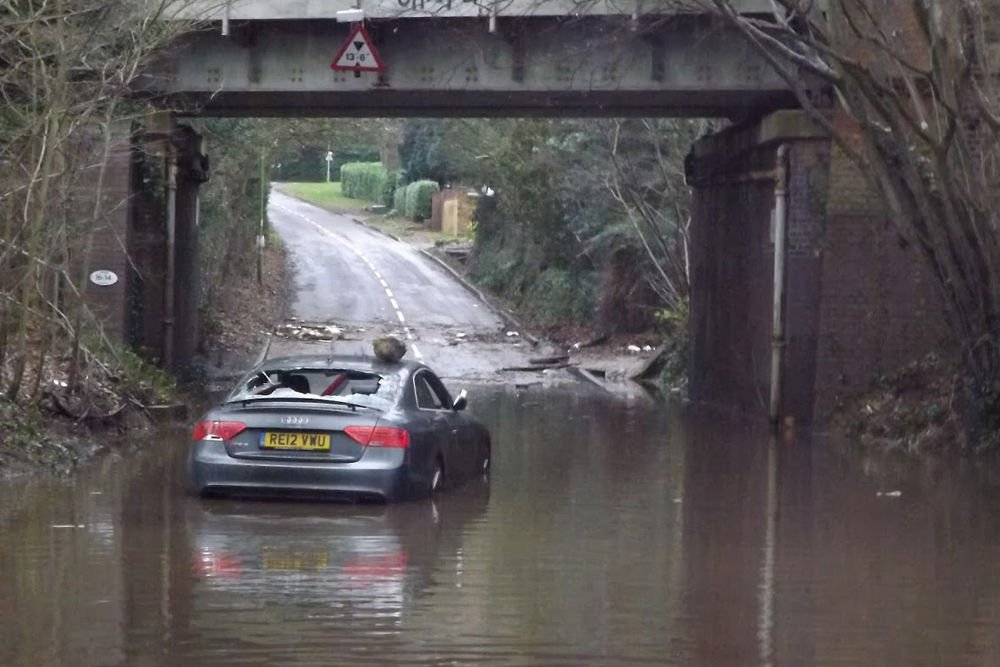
[3,386,1000,667]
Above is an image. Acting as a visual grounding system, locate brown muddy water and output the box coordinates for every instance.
[2,385,1000,666]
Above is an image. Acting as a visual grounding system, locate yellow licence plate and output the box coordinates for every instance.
[261,547,329,570]
[261,432,331,451]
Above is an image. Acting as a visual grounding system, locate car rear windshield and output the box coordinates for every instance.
[228,367,399,410]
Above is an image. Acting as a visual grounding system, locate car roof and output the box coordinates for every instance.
[252,353,428,376]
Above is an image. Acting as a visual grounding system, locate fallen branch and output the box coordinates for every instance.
[567,366,611,392]
[528,355,570,365]
[500,363,572,372]
[47,390,128,422]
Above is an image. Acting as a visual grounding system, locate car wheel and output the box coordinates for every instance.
[429,459,445,495]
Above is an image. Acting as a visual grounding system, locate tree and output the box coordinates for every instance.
[420,116,704,333]
[262,118,395,181]
[0,0,197,402]
[399,119,469,185]
[605,118,716,318]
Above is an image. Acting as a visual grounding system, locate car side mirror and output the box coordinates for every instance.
[452,389,468,411]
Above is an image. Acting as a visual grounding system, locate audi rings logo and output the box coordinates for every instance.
[280,416,309,425]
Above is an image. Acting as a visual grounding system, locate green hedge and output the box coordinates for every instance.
[393,185,407,214]
[340,162,391,204]
[523,268,593,324]
[404,180,439,221]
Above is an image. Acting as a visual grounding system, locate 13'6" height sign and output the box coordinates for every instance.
[331,24,385,73]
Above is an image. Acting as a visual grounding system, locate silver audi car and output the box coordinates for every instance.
[188,354,491,502]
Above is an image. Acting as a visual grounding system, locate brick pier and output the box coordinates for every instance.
[687,110,953,424]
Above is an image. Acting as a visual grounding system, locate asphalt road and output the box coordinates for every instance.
[266,190,545,382]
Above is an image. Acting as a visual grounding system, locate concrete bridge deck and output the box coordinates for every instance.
[174,1,777,21]
[149,0,795,117]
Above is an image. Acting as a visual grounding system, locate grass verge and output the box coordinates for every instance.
[278,181,468,248]
[280,181,368,213]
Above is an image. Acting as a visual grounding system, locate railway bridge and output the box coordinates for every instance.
[86,0,949,423]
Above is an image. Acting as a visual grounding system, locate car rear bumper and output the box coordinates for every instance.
[188,441,415,502]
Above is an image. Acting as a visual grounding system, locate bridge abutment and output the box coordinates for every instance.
[81,124,134,346]
[687,110,953,424]
[86,114,207,371]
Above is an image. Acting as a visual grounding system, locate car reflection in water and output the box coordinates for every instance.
[185,480,490,627]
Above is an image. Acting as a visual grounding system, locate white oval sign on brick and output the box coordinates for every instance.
[89,270,118,286]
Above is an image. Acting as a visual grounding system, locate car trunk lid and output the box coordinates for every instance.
[217,401,382,463]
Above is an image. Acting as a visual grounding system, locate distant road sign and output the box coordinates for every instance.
[331,24,385,72]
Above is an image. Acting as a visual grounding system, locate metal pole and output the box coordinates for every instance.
[257,149,264,285]
[769,144,788,425]
[164,146,177,368]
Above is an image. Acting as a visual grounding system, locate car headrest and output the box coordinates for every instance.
[349,379,380,395]
[284,374,311,394]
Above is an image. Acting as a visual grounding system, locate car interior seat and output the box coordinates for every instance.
[347,379,380,395]
[284,374,311,394]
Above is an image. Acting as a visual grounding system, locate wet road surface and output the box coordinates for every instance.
[270,191,501,335]
[267,191,551,382]
[3,386,1000,666]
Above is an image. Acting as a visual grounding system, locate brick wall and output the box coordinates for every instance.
[688,109,954,423]
[429,190,444,231]
[782,140,829,423]
[83,129,134,344]
[812,113,953,416]
[431,188,474,235]
[76,118,208,371]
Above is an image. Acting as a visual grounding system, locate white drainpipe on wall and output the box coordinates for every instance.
[769,144,788,425]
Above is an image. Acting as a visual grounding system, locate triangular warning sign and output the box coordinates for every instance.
[331,24,384,72]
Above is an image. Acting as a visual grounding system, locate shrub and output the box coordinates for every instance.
[340,162,390,204]
[393,185,407,214]
[385,170,405,207]
[470,242,522,296]
[404,179,439,221]
[653,305,690,395]
[522,268,593,325]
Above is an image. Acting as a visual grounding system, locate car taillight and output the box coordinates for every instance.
[193,549,243,579]
[192,420,247,441]
[344,425,410,448]
[342,553,407,583]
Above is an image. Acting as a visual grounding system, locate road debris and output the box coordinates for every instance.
[501,362,571,372]
[529,355,570,365]
[276,322,344,341]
